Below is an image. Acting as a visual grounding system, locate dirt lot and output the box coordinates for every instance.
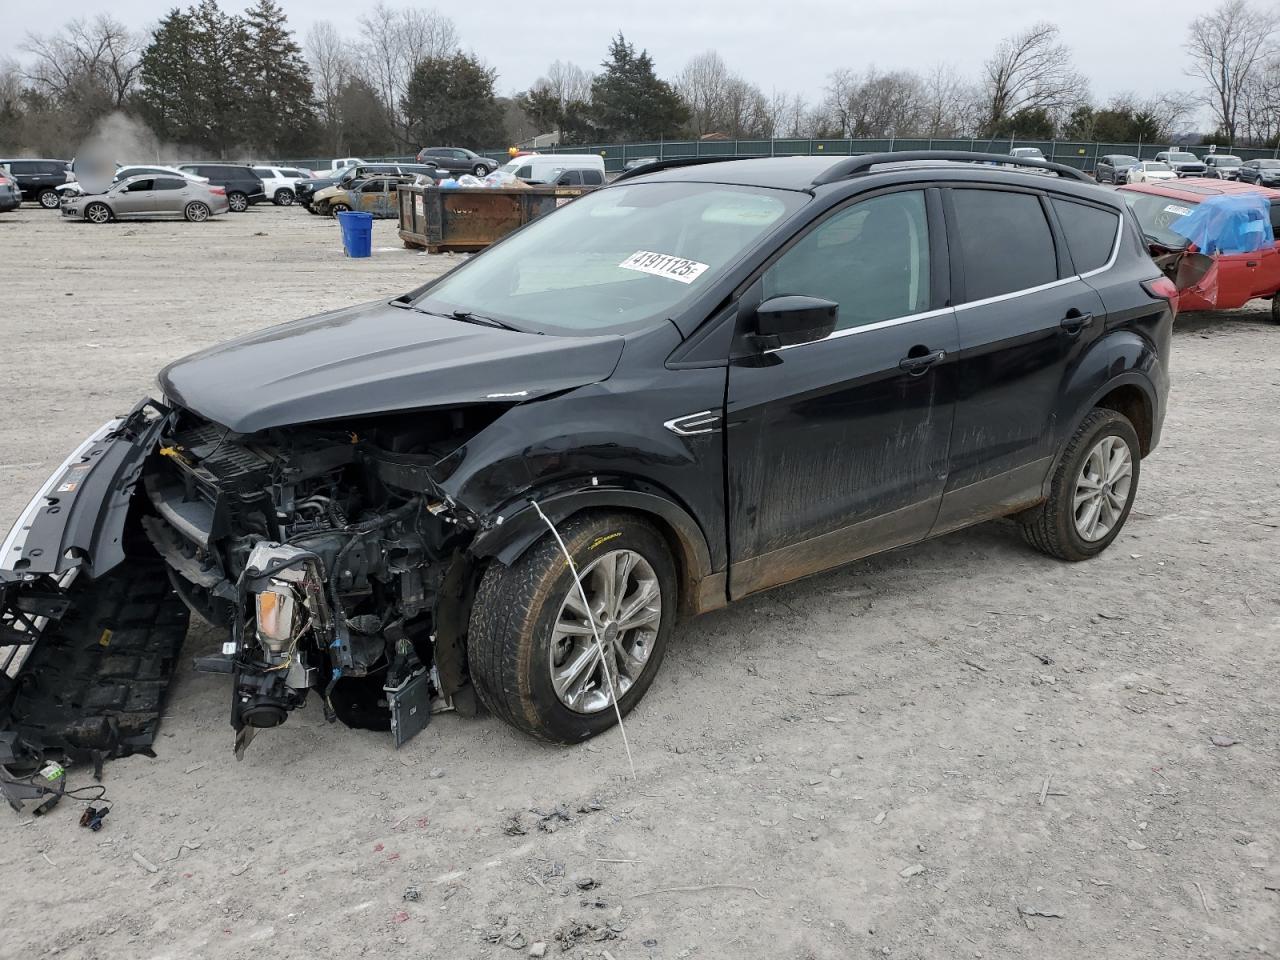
[1,204,1277,960]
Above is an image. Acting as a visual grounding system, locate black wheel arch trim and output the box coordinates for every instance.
[468,482,722,615]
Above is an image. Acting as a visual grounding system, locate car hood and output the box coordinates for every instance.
[158,300,626,433]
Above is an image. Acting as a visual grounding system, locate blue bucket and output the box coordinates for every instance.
[336,210,373,258]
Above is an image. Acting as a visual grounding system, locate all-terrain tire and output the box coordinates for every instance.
[467,511,677,743]
[4,559,189,764]
[1020,408,1141,562]
[273,188,294,205]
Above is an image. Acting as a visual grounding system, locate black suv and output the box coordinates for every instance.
[175,163,265,211]
[0,152,1174,768]
[1094,154,1140,185]
[0,158,70,208]
[296,162,442,210]
[415,146,497,177]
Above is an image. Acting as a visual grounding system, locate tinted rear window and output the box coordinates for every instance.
[7,161,36,174]
[1052,199,1120,274]
[951,189,1058,301]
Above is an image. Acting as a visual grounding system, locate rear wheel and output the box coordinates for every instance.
[184,201,210,222]
[1271,297,1280,324]
[468,512,676,743]
[227,191,248,212]
[273,188,293,205]
[38,188,60,208]
[85,202,111,224]
[1020,408,1140,561]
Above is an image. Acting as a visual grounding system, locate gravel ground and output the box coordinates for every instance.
[1,204,1277,960]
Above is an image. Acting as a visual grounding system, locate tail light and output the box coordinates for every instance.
[1141,276,1179,317]
[210,186,226,195]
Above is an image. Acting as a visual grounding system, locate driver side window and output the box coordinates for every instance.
[762,190,930,331]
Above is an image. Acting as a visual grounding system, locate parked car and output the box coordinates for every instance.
[1236,158,1280,186]
[0,158,71,208]
[0,151,1173,769]
[57,165,209,198]
[1009,147,1046,160]
[59,173,230,223]
[251,165,313,205]
[297,163,441,211]
[310,175,414,217]
[1094,154,1141,184]
[496,154,606,186]
[1119,177,1280,321]
[0,170,21,213]
[1153,150,1207,177]
[324,157,366,174]
[1202,154,1243,180]
[175,163,266,211]
[624,156,660,171]
[415,146,498,177]
[1128,161,1178,183]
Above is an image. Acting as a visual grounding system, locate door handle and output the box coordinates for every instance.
[1060,311,1094,334]
[1247,260,1259,267]
[898,348,946,374]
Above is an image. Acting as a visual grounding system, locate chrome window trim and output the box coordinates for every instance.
[769,201,1124,353]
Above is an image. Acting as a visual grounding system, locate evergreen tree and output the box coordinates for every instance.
[240,0,316,155]
[401,52,506,149]
[136,8,204,146]
[338,76,397,154]
[590,35,687,141]
[189,0,247,155]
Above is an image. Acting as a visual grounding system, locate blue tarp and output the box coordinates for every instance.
[1170,193,1274,255]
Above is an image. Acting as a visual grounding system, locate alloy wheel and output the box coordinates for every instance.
[39,190,60,208]
[86,203,110,224]
[229,193,248,212]
[1073,435,1133,542]
[548,549,662,714]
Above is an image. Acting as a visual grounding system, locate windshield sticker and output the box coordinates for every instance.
[618,251,710,284]
[1164,204,1194,217]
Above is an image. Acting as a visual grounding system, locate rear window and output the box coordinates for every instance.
[583,170,603,185]
[7,161,36,174]
[1052,199,1120,274]
[951,189,1058,301]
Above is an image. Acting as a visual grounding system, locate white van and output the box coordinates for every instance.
[497,153,606,186]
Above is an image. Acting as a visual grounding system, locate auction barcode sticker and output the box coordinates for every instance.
[1163,204,1193,217]
[619,251,710,284]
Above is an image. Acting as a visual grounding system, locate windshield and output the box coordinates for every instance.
[414,182,806,335]
[1256,160,1280,169]
[1214,156,1242,166]
[1144,162,1172,171]
[1169,153,1198,162]
[1111,156,1139,166]
[1123,192,1197,247]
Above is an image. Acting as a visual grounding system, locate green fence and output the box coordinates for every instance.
[281,138,1280,174]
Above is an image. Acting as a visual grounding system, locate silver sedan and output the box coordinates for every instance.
[60,174,231,223]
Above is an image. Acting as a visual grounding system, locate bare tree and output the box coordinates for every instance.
[306,21,352,154]
[823,67,927,138]
[765,89,809,139]
[981,22,1086,133]
[1237,56,1280,143]
[920,63,982,138]
[21,15,142,109]
[1186,0,1277,142]
[355,3,459,147]
[538,60,592,107]
[677,50,732,136]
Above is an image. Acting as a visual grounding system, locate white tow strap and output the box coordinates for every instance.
[530,501,636,779]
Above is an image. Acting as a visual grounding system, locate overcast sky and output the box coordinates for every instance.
[2,0,1211,113]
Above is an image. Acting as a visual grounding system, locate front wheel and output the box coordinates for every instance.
[472,163,488,177]
[184,201,210,222]
[85,202,111,224]
[38,188,60,208]
[1271,297,1280,324]
[274,189,293,205]
[329,202,350,216]
[1020,408,1141,561]
[227,191,248,212]
[468,512,677,743]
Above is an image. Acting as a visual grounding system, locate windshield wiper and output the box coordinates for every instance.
[450,309,523,332]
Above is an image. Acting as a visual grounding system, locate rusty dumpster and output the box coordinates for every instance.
[397,184,593,254]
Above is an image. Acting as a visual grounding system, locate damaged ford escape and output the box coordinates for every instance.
[0,153,1173,768]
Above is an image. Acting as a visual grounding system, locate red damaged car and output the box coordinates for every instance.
[1119,178,1280,322]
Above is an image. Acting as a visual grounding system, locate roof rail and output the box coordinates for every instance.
[810,150,1092,185]
[612,154,761,183]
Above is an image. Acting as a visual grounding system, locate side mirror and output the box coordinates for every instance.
[753,296,838,349]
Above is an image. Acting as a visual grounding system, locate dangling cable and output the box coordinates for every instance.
[530,501,636,780]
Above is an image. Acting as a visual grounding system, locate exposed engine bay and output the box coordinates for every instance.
[139,405,505,757]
